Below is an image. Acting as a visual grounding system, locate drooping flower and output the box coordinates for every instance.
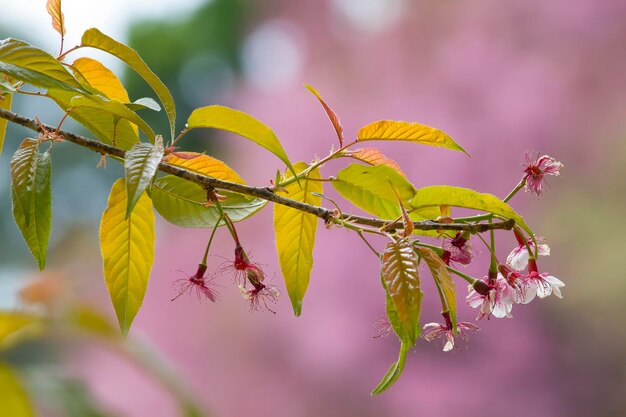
[527,258,565,299]
[218,244,266,285]
[239,282,280,313]
[441,232,475,266]
[171,263,219,302]
[499,264,538,304]
[423,313,480,352]
[523,153,563,197]
[466,274,515,319]
[507,234,550,271]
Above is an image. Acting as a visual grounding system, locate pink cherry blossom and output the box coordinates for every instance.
[506,232,551,271]
[466,274,515,319]
[527,258,565,299]
[171,263,220,303]
[239,282,280,313]
[523,153,563,197]
[423,314,479,352]
[441,232,475,266]
[499,264,538,304]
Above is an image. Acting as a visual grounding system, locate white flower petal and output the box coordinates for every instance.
[443,334,455,352]
[507,246,529,270]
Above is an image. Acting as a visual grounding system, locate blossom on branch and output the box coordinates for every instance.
[523,153,563,197]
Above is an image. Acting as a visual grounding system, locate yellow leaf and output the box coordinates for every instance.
[273,162,322,316]
[0,93,12,157]
[0,363,34,417]
[0,312,38,346]
[46,0,66,37]
[343,147,406,177]
[415,247,457,332]
[357,120,467,154]
[187,105,294,175]
[72,58,130,102]
[164,152,246,185]
[99,179,155,335]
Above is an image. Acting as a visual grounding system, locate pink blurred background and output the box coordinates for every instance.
[3,0,626,416]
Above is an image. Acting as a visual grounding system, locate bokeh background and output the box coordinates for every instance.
[1,0,625,416]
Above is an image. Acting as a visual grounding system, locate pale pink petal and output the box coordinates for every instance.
[544,275,565,298]
[507,246,529,270]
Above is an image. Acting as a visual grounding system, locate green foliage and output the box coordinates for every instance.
[10,139,52,270]
[80,28,177,140]
[0,38,86,93]
[152,175,266,228]
[124,137,164,217]
[416,246,457,332]
[332,164,417,219]
[187,105,294,174]
[410,185,533,237]
[0,93,11,156]
[371,340,409,395]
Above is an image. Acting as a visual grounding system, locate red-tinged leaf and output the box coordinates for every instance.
[415,246,457,333]
[358,120,468,155]
[381,238,422,345]
[305,84,344,146]
[342,147,406,177]
[46,0,66,37]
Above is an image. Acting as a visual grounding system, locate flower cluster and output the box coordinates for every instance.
[465,236,564,320]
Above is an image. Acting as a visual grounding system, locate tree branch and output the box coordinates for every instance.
[0,108,515,233]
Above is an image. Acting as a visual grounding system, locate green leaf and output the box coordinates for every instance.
[152,176,266,228]
[371,340,409,395]
[381,239,422,345]
[410,185,533,237]
[126,97,161,112]
[70,94,155,142]
[0,311,39,346]
[99,179,155,335]
[0,363,35,417]
[358,120,467,155]
[48,89,139,150]
[187,105,294,174]
[80,28,176,140]
[273,162,322,316]
[0,38,86,93]
[125,137,164,217]
[415,246,457,333]
[0,92,12,157]
[11,139,52,270]
[331,164,416,219]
